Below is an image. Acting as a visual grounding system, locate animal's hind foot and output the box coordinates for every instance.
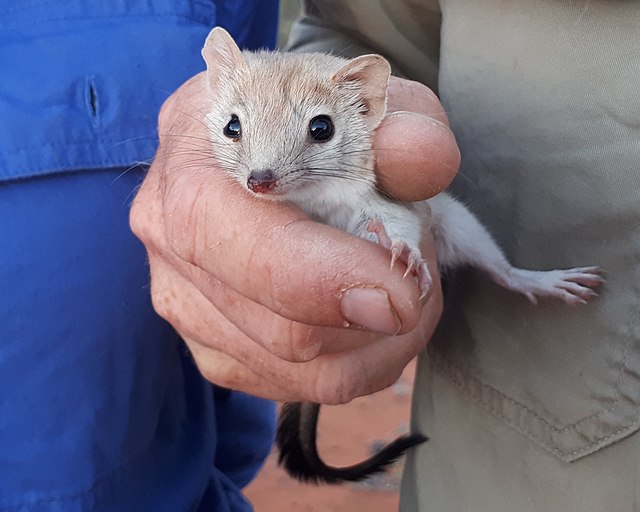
[505,266,605,305]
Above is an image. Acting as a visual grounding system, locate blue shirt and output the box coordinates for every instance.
[0,1,278,511]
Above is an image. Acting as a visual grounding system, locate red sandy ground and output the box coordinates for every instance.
[245,361,416,512]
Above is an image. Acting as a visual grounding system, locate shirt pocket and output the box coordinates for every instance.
[0,1,216,182]
[428,261,640,462]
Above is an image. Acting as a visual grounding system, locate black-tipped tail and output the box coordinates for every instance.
[276,401,427,485]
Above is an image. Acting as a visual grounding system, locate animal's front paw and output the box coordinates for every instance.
[366,218,432,299]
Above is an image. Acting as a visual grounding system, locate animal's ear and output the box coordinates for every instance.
[332,54,391,130]
[202,27,246,85]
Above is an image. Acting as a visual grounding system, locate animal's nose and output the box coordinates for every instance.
[247,169,278,194]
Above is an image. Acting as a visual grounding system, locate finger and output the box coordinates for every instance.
[374,112,460,202]
[180,262,378,362]
[150,248,442,404]
[386,76,450,123]
[186,341,300,401]
[374,76,460,202]
[148,254,362,402]
[191,298,439,404]
[164,248,380,362]
[284,283,443,404]
[148,251,301,400]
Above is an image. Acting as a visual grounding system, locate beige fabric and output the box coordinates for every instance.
[287,0,442,89]
[288,1,640,510]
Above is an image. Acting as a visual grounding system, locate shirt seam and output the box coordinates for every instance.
[0,137,158,156]
[428,329,640,459]
[0,12,215,30]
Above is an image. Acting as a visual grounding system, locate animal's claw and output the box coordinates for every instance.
[390,241,405,271]
[367,218,432,300]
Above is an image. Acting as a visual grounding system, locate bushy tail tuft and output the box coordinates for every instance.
[276,402,427,485]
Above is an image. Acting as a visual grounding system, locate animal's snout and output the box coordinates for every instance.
[247,169,278,194]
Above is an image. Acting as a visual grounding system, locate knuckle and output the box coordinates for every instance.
[379,366,405,391]
[129,172,163,246]
[149,286,175,324]
[271,321,323,363]
[195,363,217,384]
[129,209,152,245]
[129,194,148,240]
[147,268,183,329]
[198,363,241,389]
[157,94,178,133]
[313,367,360,405]
[183,337,246,389]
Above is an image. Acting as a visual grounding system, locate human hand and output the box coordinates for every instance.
[130,73,459,404]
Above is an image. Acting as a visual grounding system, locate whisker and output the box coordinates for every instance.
[110,161,151,186]
[108,135,158,149]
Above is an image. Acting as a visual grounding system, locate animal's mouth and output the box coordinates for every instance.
[246,181,287,200]
[247,169,279,195]
[248,180,278,194]
[249,188,286,199]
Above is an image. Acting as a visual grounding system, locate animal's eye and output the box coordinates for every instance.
[309,115,334,142]
[223,114,241,139]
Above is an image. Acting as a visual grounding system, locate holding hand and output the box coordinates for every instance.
[130,71,459,403]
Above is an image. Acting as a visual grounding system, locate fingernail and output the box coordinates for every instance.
[340,287,401,335]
